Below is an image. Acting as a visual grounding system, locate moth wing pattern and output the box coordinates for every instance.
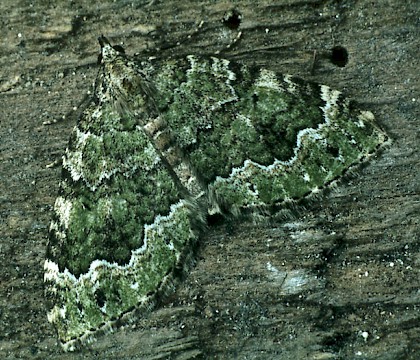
[44,37,203,351]
[45,36,388,350]
[145,55,389,214]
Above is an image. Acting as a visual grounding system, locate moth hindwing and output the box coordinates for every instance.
[45,35,388,350]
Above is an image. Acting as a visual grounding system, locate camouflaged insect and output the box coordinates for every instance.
[44,35,389,350]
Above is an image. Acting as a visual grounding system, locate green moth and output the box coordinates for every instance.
[44,36,388,350]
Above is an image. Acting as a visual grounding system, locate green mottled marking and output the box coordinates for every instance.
[45,36,388,351]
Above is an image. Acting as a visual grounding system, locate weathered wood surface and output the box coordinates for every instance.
[0,1,418,359]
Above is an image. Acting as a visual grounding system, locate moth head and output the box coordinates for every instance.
[95,35,156,117]
[97,35,126,64]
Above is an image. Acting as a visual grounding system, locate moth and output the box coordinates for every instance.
[44,35,388,350]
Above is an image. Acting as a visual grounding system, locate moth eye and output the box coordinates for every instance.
[113,45,126,54]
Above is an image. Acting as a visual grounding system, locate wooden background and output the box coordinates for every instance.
[0,0,418,358]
